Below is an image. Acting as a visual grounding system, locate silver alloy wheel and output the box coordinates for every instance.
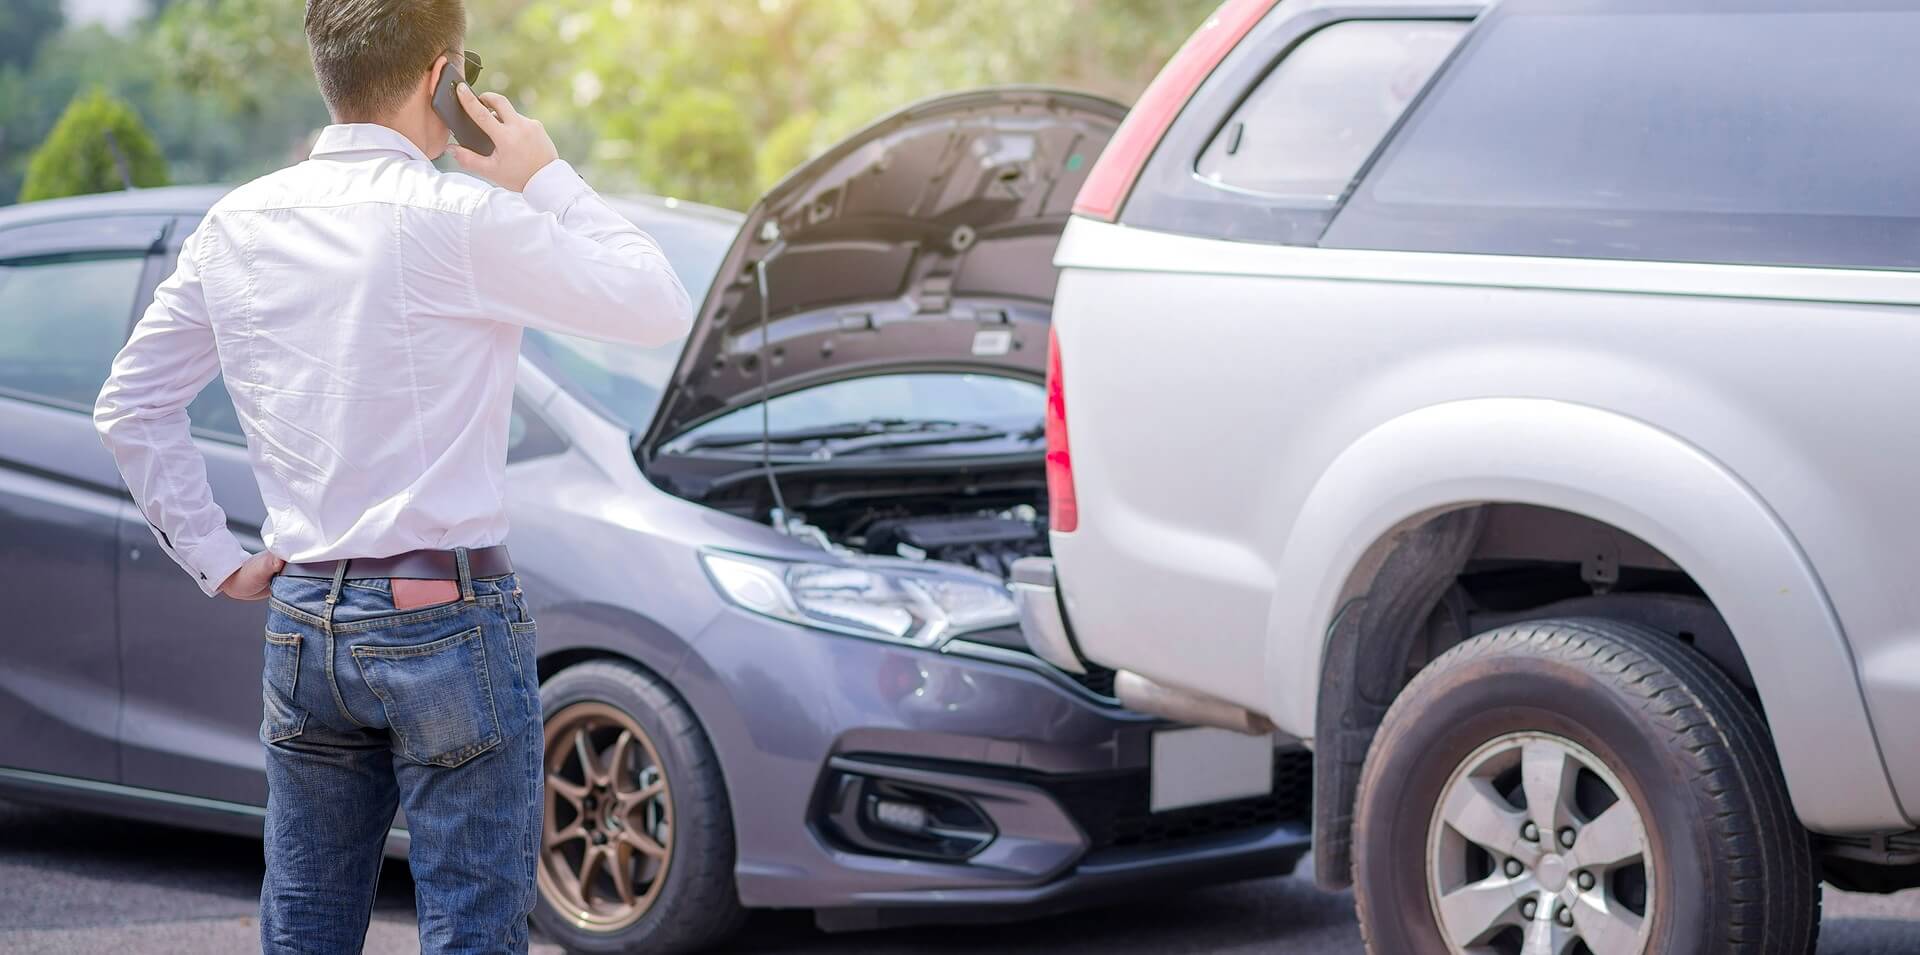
[1426,731,1653,955]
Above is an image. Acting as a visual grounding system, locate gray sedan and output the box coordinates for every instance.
[0,88,1309,954]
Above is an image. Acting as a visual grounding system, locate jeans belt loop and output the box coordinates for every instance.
[323,560,348,632]
[455,547,476,603]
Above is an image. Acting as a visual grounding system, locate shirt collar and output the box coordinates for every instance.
[309,124,431,162]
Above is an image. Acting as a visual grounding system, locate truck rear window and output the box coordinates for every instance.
[1323,0,1920,271]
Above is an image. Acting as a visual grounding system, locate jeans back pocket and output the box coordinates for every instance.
[261,630,307,744]
[352,627,503,768]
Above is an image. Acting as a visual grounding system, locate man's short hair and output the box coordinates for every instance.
[305,0,465,122]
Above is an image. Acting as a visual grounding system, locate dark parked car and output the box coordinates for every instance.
[0,89,1310,954]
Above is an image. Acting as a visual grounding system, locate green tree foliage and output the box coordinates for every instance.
[3,0,1220,209]
[0,16,321,205]
[149,0,313,119]
[0,0,63,70]
[631,90,758,209]
[483,0,1218,203]
[19,89,170,202]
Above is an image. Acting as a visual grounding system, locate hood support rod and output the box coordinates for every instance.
[755,226,792,531]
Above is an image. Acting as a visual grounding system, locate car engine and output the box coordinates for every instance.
[858,508,1049,577]
[776,503,1048,579]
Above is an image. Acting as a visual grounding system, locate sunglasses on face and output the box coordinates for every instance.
[449,50,482,87]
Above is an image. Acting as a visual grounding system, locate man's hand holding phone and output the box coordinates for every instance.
[448,84,559,193]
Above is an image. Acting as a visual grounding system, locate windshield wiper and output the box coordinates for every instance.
[677,418,1001,452]
[814,424,1022,458]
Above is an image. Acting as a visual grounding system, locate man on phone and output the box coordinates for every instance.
[92,1,691,951]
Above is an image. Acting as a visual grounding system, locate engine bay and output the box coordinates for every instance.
[687,460,1051,579]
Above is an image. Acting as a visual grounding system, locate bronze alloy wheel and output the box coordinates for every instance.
[539,700,674,932]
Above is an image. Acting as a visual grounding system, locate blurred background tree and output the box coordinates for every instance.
[0,0,65,70]
[1,0,1217,209]
[0,0,321,202]
[18,88,169,201]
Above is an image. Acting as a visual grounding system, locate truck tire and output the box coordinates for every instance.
[532,660,745,954]
[1351,618,1818,954]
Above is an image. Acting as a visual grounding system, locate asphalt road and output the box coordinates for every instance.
[3,798,1920,954]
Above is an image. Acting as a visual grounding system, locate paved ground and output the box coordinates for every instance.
[3,798,1920,954]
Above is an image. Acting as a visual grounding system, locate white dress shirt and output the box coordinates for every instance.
[95,124,693,595]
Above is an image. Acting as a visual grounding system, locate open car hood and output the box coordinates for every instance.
[639,87,1125,458]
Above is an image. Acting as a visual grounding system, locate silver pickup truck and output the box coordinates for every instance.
[1015,0,1920,952]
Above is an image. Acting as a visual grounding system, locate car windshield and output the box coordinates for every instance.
[520,199,737,432]
[666,373,1045,453]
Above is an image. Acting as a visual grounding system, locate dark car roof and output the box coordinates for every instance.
[0,185,233,229]
[0,183,741,230]
[0,184,739,275]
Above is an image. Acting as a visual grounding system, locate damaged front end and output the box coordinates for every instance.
[638,89,1123,582]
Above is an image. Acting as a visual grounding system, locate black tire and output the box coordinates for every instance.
[1352,618,1818,955]
[533,660,745,955]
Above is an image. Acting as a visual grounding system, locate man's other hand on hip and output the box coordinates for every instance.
[220,551,287,601]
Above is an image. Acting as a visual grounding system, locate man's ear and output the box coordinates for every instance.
[425,53,450,97]
[421,53,452,159]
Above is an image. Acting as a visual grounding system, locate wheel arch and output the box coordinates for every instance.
[1277,398,1907,888]
[530,610,756,884]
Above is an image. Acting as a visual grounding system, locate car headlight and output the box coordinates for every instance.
[701,551,1018,648]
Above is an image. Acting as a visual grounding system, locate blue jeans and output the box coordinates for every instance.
[259,564,542,954]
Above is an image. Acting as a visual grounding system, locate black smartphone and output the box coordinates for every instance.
[432,52,495,157]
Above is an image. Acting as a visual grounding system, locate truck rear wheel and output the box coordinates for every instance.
[1351,618,1818,954]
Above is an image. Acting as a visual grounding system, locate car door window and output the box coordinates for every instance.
[507,397,568,462]
[1323,0,1920,270]
[132,220,248,444]
[1195,20,1468,205]
[182,379,562,456]
[0,253,146,411]
[184,376,245,442]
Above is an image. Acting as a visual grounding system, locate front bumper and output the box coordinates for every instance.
[809,752,1313,931]
[668,605,1311,923]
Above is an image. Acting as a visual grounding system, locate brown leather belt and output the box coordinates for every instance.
[281,545,513,581]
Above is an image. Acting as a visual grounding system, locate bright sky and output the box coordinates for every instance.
[64,0,144,30]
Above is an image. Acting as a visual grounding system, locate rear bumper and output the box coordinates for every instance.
[1010,556,1088,673]
[1012,556,1277,735]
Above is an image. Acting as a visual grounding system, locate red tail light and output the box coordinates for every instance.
[1045,327,1078,533]
[1072,0,1279,222]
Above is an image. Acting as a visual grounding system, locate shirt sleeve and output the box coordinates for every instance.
[94,227,252,597]
[466,159,695,346]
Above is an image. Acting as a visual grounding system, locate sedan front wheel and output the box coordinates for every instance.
[532,661,744,954]
[541,700,675,931]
